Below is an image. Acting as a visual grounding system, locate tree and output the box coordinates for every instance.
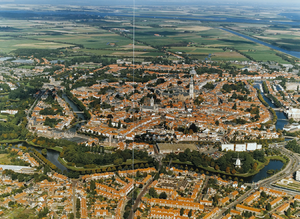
[188,210,192,218]
[233,103,237,110]
[149,187,158,198]
[226,166,230,173]
[253,162,258,171]
[261,191,267,198]
[41,148,47,156]
[266,203,271,211]
[159,192,167,199]
[215,164,219,171]
[180,208,185,216]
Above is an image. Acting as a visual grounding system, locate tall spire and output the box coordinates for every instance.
[189,76,194,99]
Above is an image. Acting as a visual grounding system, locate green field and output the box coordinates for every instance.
[0,153,12,165]
[0,15,297,63]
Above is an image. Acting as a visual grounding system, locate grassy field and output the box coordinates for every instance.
[0,16,298,63]
[3,207,36,219]
[0,153,12,165]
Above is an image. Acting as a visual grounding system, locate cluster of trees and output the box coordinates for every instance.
[176,123,199,134]
[196,67,222,75]
[98,86,116,95]
[230,92,250,101]
[222,81,250,94]
[0,83,10,93]
[285,139,300,153]
[203,82,214,90]
[165,148,266,175]
[60,145,153,167]
[44,117,62,128]
[149,187,167,199]
[30,136,67,148]
[31,149,57,170]
[40,108,62,116]
[194,95,204,106]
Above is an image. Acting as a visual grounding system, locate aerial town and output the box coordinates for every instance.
[1,2,300,219]
[0,54,300,219]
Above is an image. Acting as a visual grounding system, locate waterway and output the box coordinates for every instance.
[15,142,69,173]
[221,28,300,59]
[61,93,85,133]
[253,83,289,130]
[246,160,284,183]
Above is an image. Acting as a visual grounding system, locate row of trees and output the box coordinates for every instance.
[31,149,57,170]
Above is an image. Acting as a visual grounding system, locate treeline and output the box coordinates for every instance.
[267,94,282,107]
[262,81,269,93]
[60,145,154,168]
[286,139,300,153]
[67,55,117,67]
[276,53,296,65]
[196,67,222,75]
[12,48,61,58]
[31,149,57,170]
[65,90,91,120]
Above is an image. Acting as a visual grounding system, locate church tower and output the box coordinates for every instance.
[189,77,194,99]
[150,96,154,107]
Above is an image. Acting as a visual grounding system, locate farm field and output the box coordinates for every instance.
[0,9,298,63]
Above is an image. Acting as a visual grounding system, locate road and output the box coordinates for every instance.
[72,180,77,217]
[128,158,162,219]
[128,177,154,219]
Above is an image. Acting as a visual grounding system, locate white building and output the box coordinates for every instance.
[221,144,234,151]
[235,144,246,152]
[296,170,300,181]
[286,108,300,121]
[222,143,262,152]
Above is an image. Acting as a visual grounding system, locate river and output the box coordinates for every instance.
[61,93,85,133]
[221,28,300,59]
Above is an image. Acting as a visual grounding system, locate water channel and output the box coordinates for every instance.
[221,28,300,59]
[253,83,289,130]
[246,160,284,183]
